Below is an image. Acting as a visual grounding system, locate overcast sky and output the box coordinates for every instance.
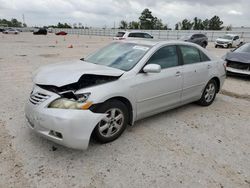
[0,0,249,28]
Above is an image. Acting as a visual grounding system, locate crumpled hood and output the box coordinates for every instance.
[226,52,250,64]
[34,60,124,87]
[216,38,231,43]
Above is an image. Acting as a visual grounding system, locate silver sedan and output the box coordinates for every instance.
[25,40,226,149]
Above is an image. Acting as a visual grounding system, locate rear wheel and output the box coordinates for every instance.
[197,79,217,106]
[93,100,128,143]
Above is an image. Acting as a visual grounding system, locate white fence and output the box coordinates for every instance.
[10,27,250,42]
[52,28,250,42]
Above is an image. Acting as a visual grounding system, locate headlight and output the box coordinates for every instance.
[49,93,92,110]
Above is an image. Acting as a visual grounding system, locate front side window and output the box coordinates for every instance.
[143,33,152,38]
[179,45,201,65]
[85,42,150,71]
[147,46,179,69]
[128,33,136,37]
[233,36,239,40]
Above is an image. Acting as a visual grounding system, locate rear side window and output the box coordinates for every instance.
[180,45,210,64]
[147,46,179,69]
[116,32,125,37]
[199,51,210,62]
[128,33,137,37]
[179,46,201,65]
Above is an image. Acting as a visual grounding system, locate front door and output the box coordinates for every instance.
[132,45,183,120]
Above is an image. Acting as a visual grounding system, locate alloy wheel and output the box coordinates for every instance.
[97,108,124,138]
[204,83,216,103]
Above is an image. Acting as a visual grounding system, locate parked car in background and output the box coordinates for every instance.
[180,33,208,48]
[33,28,47,35]
[55,31,67,35]
[25,40,226,150]
[0,28,6,32]
[113,31,154,40]
[3,28,19,34]
[215,34,243,48]
[224,43,250,76]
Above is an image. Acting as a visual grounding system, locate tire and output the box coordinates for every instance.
[202,42,207,48]
[215,45,218,48]
[227,44,232,48]
[93,100,129,143]
[197,79,217,106]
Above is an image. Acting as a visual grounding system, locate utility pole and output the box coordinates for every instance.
[22,14,26,26]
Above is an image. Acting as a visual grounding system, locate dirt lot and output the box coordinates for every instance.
[0,33,249,188]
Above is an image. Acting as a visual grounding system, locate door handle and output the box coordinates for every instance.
[175,71,181,77]
[207,64,212,69]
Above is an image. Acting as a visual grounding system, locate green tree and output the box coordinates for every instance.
[181,19,193,30]
[193,17,204,30]
[128,21,139,29]
[208,15,223,30]
[202,19,210,30]
[57,22,71,28]
[139,8,157,29]
[119,20,128,29]
[175,23,179,30]
[154,19,164,30]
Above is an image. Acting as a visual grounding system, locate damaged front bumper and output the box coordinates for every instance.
[25,86,105,150]
[226,67,250,76]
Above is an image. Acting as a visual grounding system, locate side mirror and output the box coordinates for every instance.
[143,64,161,73]
[151,36,154,38]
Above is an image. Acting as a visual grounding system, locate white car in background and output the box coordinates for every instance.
[215,34,243,48]
[113,31,154,40]
[3,28,19,34]
[25,40,226,150]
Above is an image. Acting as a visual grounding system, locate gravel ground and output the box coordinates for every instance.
[0,33,249,188]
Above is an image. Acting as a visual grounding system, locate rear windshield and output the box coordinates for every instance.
[116,32,125,37]
[221,35,234,40]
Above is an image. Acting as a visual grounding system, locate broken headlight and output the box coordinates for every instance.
[48,93,92,110]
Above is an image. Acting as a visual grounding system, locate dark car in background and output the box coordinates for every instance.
[33,28,47,35]
[180,33,208,48]
[225,43,250,76]
[0,28,6,32]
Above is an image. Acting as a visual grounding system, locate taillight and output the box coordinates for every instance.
[223,61,227,71]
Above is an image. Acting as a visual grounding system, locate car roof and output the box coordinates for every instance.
[225,34,238,37]
[119,31,151,34]
[118,39,199,47]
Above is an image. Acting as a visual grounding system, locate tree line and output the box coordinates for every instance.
[175,16,224,30]
[0,18,26,27]
[120,8,225,31]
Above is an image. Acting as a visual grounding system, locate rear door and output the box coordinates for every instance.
[132,45,183,119]
[179,45,211,103]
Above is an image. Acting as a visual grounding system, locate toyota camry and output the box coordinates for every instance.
[25,40,226,149]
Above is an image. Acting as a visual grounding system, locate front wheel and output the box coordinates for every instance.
[93,100,129,143]
[202,42,207,48]
[227,44,232,48]
[197,80,217,106]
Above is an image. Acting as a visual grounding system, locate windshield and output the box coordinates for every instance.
[220,35,233,40]
[115,32,125,37]
[85,42,150,71]
[235,43,250,53]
